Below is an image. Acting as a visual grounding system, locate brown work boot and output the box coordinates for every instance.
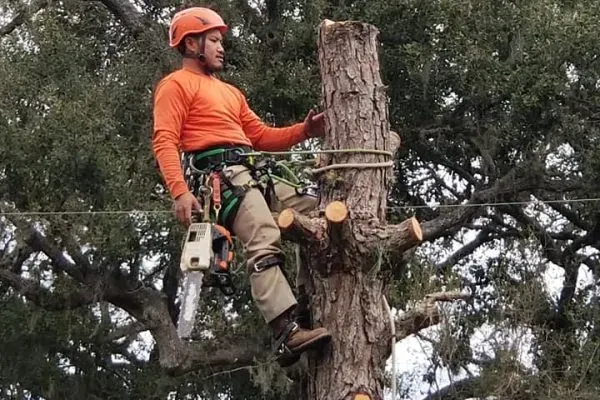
[285,325,331,353]
[269,308,332,367]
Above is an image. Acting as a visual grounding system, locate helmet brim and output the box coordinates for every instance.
[169,24,228,47]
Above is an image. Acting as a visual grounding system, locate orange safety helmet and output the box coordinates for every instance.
[168,7,228,48]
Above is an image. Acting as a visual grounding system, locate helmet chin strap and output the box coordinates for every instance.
[196,35,206,62]
[184,35,215,73]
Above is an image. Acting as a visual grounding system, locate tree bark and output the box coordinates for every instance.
[295,19,422,400]
[317,20,393,222]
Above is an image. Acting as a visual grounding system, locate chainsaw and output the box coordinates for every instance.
[177,222,235,339]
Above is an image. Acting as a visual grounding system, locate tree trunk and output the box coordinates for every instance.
[284,20,418,400]
[317,20,393,221]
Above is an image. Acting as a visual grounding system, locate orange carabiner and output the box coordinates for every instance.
[211,172,221,207]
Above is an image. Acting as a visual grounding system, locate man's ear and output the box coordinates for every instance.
[184,36,195,53]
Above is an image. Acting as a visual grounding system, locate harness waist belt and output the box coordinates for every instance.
[189,145,254,171]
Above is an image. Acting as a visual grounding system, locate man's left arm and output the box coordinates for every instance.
[239,95,324,151]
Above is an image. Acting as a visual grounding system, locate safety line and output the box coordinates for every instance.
[0,210,172,216]
[2,198,600,216]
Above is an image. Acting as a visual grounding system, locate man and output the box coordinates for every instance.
[152,6,331,366]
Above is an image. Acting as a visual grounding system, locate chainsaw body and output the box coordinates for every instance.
[180,222,214,273]
[177,222,235,339]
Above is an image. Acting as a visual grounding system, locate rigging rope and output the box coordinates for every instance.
[2,198,600,216]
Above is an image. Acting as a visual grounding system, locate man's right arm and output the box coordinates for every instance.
[152,78,190,199]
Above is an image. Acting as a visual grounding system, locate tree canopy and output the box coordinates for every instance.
[2,0,600,399]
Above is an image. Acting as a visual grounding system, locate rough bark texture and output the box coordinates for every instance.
[316,20,392,221]
[298,20,411,400]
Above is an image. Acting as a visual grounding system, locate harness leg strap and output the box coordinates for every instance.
[252,255,285,274]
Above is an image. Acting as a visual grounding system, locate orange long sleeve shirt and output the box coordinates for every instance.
[152,67,308,199]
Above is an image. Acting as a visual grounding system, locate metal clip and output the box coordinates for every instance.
[200,181,213,223]
[211,172,222,222]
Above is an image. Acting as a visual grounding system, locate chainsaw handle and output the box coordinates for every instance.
[208,225,236,295]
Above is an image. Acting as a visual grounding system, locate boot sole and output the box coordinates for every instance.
[288,331,332,354]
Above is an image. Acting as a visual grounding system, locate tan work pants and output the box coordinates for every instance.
[224,165,316,323]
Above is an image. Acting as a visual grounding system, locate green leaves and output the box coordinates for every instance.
[3,0,600,398]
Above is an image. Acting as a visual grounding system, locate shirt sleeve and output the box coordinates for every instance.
[238,92,308,151]
[152,78,190,199]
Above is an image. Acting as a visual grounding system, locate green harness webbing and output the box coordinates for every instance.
[185,146,305,228]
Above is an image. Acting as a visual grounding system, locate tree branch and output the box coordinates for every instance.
[0,0,48,37]
[232,0,265,38]
[96,0,146,35]
[581,255,600,276]
[500,204,583,331]
[421,167,544,241]
[2,206,265,375]
[500,205,563,265]
[425,164,464,200]
[468,133,498,179]
[325,201,349,244]
[420,203,483,242]
[277,209,327,245]
[104,280,267,375]
[556,259,579,328]
[435,228,496,272]
[181,340,266,373]
[545,201,591,231]
[108,341,147,367]
[0,269,96,310]
[408,139,479,186]
[0,243,32,296]
[0,241,33,273]
[395,291,471,340]
[23,227,87,282]
[53,221,93,272]
[1,204,87,282]
[421,375,484,400]
[105,321,152,342]
[390,130,402,154]
[362,217,423,257]
[565,221,600,257]
[540,177,582,193]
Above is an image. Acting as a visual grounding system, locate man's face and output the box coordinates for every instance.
[200,29,225,72]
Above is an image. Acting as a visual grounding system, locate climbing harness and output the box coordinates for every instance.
[182,145,317,228]
[175,144,394,339]
[176,145,314,339]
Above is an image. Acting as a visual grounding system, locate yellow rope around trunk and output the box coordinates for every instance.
[241,148,396,175]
